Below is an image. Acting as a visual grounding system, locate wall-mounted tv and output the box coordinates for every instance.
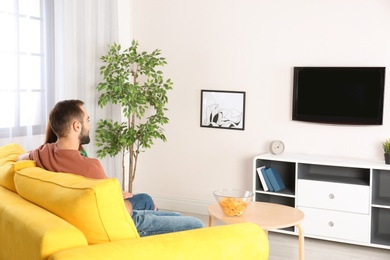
[292,67,386,125]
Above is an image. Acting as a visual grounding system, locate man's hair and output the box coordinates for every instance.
[49,99,85,138]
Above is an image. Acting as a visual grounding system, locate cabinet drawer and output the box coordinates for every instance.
[298,206,370,243]
[297,180,370,214]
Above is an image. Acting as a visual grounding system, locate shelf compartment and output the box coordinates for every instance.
[255,189,295,197]
[371,207,390,246]
[297,163,370,185]
[372,169,390,207]
[255,193,295,232]
[255,159,296,195]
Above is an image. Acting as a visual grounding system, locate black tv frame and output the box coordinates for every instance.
[292,67,386,125]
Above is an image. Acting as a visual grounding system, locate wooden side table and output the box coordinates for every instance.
[208,201,305,260]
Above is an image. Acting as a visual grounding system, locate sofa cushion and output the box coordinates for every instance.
[14,167,139,244]
[0,143,36,191]
[0,143,25,165]
[49,223,270,260]
[0,160,36,192]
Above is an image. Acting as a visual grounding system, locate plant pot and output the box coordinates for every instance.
[385,154,390,165]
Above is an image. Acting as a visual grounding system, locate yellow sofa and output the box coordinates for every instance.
[0,143,269,260]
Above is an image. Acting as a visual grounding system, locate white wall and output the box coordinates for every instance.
[3,0,388,215]
[130,0,390,214]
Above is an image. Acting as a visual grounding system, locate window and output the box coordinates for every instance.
[0,0,53,138]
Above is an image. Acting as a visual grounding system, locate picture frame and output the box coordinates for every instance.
[200,90,246,130]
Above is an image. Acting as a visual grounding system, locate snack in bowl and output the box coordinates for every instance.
[213,189,253,216]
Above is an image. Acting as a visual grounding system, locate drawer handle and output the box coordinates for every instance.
[328,221,334,227]
[329,194,335,199]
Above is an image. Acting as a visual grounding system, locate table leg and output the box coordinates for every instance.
[296,224,304,260]
[208,215,214,227]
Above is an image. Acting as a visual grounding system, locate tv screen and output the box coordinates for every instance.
[292,67,386,125]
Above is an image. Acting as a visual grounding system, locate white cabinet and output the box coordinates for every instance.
[253,153,390,249]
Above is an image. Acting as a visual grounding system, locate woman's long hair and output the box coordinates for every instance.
[45,122,57,144]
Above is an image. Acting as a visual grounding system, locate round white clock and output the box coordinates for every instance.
[269,140,285,155]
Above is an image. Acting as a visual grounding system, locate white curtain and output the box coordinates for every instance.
[0,0,53,149]
[53,0,123,178]
[0,0,126,179]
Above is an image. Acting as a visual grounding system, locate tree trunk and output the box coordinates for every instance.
[128,151,133,192]
[128,113,136,193]
[122,152,125,191]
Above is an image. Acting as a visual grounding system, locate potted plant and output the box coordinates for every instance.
[382,139,390,164]
[95,40,173,192]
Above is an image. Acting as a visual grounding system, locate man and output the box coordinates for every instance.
[43,119,157,211]
[18,99,203,236]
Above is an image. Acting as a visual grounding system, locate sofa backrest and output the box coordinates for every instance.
[14,167,140,244]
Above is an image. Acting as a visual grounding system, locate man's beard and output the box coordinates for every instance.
[80,125,90,145]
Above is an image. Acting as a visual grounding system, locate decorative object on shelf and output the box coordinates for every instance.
[269,140,285,155]
[213,189,253,216]
[382,139,390,164]
[200,90,245,130]
[95,40,173,192]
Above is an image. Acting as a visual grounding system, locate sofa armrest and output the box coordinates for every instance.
[49,223,269,260]
[0,187,88,260]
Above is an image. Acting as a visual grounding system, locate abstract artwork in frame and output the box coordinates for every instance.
[200,90,246,130]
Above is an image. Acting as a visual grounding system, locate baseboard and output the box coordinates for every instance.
[150,194,214,216]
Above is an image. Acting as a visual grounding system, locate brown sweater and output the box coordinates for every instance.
[29,143,107,179]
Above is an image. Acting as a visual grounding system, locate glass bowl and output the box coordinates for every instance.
[213,189,253,217]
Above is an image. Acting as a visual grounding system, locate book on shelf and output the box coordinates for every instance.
[257,166,274,192]
[256,166,269,191]
[265,167,286,192]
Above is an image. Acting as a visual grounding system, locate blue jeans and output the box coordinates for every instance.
[126,193,203,237]
[132,210,204,237]
[127,193,155,210]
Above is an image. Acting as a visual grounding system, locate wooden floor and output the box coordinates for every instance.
[181,211,390,260]
[266,232,389,260]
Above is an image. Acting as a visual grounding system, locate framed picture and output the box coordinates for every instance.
[200,90,246,130]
